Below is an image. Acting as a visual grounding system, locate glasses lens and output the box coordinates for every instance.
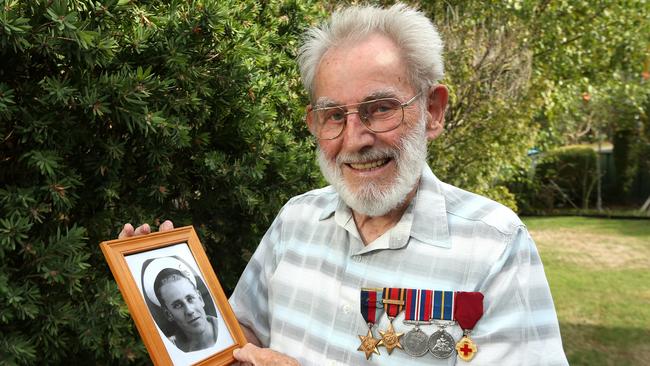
[315,107,346,139]
[360,99,403,132]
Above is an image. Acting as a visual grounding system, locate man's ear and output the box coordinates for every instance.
[425,84,448,141]
[305,104,315,135]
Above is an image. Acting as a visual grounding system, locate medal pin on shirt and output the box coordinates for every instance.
[428,290,456,359]
[402,289,433,357]
[358,288,384,360]
[454,292,484,362]
[379,287,405,355]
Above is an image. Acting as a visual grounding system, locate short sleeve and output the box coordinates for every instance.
[228,209,285,347]
[473,226,569,365]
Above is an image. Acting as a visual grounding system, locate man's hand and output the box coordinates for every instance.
[118,220,174,239]
[233,344,300,366]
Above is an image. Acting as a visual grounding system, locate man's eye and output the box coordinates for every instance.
[366,100,399,117]
[173,302,183,309]
[322,108,345,123]
[186,295,195,303]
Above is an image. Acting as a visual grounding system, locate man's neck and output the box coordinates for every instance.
[352,185,418,245]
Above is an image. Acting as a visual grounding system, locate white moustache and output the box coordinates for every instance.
[336,148,398,166]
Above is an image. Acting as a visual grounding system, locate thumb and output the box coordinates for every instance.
[232,344,258,363]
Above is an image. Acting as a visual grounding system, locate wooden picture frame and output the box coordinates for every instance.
[100,226,246,366]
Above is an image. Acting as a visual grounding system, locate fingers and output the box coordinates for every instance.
[233,344,259,363]
[159,220,174,232]
[117,223,150,239]
[134,223,151,236]
[118,221,174,240]
[118,223,134,239]
[232,344,300,366]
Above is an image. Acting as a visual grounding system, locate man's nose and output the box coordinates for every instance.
[342,111,375,150]
[184,304,194,316]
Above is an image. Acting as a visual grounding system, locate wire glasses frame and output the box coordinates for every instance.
[309,92,422,140]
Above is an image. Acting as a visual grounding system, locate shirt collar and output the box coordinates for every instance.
[317,164,451,249]
[410,165,452,248]
[318,195,338,221]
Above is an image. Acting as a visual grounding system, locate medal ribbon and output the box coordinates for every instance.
[454,292,484,330]
[404,289,433,321]
[382,287,406,318]
[432,290,455,321]
[360,288,384,325]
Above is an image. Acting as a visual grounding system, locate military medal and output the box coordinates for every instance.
[402,289,433,357]
[358,288,384,360]
[428,290,456,359]
[379,287,405,354]
[454,292,484,362]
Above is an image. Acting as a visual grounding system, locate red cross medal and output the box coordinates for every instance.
[456,335,478,361]
[453,292,484,362]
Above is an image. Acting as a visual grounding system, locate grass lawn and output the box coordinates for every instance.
[524,217,650,366]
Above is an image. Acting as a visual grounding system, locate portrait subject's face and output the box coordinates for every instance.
[159,277,209,336]
[309,33,428,216]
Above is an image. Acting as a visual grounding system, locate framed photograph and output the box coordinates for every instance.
[100,226,246,366]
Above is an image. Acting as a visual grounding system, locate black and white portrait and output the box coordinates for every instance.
[125,243,234,365]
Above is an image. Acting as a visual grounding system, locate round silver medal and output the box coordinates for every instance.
[402,327,429,357]
[428,329,456,359]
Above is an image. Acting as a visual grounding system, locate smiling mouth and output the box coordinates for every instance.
[348,158,390,171]
[188,316,201,324]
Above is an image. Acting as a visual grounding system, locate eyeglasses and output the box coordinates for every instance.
[309,92,422,140]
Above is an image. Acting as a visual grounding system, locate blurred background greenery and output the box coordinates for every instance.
[0,0,648,364]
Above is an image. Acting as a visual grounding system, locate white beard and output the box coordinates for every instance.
[317,118,428,217]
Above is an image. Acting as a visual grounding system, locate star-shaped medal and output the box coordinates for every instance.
[357,329,380,359]
[377,322,404,354]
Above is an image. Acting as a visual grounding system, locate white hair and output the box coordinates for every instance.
[298,3,444,100]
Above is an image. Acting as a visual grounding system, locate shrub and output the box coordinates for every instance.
[534,145,599,210]
[0,0,322,363]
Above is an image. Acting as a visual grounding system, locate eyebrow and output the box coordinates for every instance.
[313,88,401,109]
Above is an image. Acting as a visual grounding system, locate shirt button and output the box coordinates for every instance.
[342,304,352,314]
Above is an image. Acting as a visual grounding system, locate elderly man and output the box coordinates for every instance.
[121,4,568,365]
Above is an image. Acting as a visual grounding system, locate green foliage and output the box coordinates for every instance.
[419,0,650,209]
[533,145,599,210]
[419,1,537,211]
[0,0,323,363]
[523,0,650,205]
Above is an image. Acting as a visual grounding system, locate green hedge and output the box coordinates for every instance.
[0,0,322,363]
[534,145,599,210]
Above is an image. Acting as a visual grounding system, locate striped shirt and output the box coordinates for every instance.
[229,165,568,365]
